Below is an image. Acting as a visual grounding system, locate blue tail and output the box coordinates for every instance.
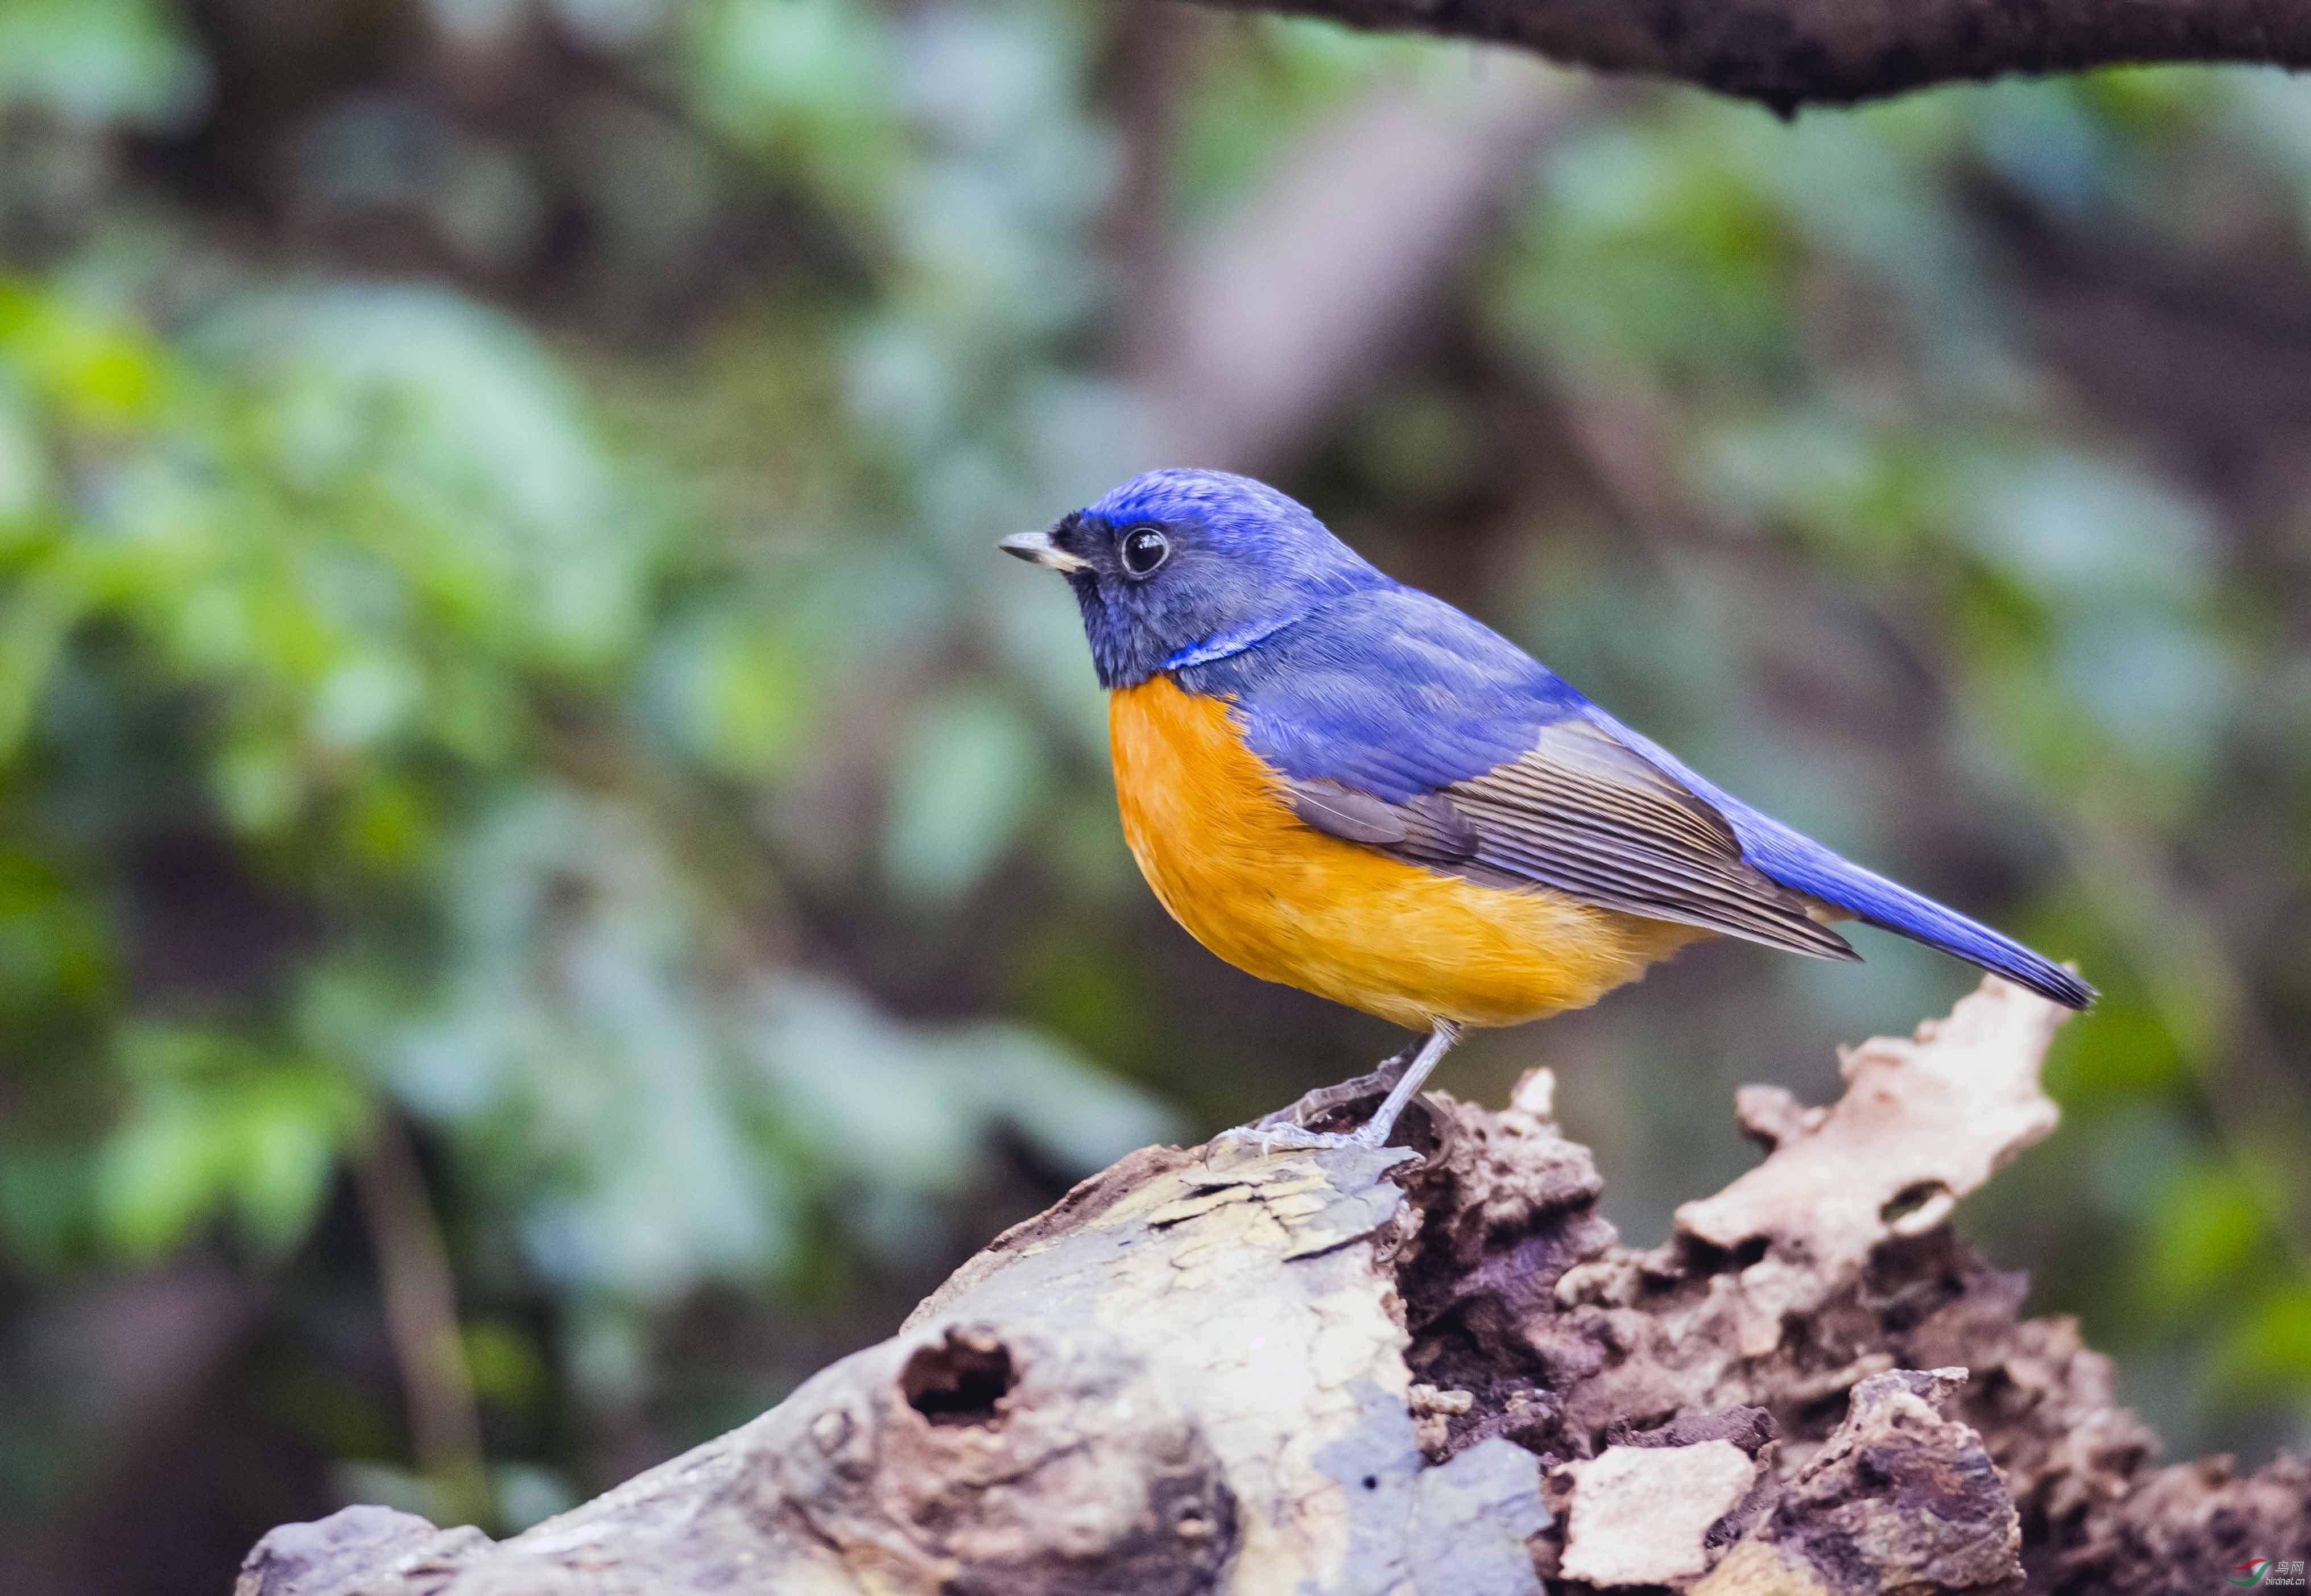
[1731,821,2095,1010]
[1602,716,2096,1010]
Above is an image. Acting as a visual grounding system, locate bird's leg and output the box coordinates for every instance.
[1218,1022,1462,1154]
[1248,1037,1422,1133]
[1349,1020,1460,1146]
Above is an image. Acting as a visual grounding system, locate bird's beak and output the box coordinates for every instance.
[998,529,1090,573]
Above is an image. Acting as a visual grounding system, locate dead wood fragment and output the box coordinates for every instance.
[1558,1438,1758,1586]
[1695,1368,2022,1596]
[238,978,2309,1596]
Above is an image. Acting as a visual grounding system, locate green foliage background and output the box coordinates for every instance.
[1,1,2306,1587]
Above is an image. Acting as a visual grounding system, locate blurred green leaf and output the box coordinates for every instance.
[649,607,812,779]
[464,1320,549,1411]
[2140,1160,2267,1314]
[2214,1281,2311,1403]
[738,975,1179,1263]
[881,689,1047,904]
[685,0,899,225]
[0,0,206,131]
[95,1032,366,1259]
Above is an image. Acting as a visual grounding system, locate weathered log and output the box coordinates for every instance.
[237,978,2309,1595]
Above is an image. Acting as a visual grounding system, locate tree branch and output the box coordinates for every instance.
[238,979,2311,1596]
[1185,0,2311,113]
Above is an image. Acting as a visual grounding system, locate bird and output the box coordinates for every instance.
[999,468,2094,1151]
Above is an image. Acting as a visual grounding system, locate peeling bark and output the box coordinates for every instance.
[1184,0,2311,114]
[238,979,2309,1595]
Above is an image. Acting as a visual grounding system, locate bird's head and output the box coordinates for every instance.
[1001,468,1385,688]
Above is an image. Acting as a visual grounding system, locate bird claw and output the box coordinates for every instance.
[1213,1119,1385,1157]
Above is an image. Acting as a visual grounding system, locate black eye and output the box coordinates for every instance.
[1119,525,1170,577]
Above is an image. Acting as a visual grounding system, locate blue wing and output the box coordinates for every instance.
[1602,717,2096,1007]
[1180,585,2094,1009]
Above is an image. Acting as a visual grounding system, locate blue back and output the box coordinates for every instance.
[1183,580,2091,1007]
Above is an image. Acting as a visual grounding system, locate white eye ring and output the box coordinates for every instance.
[1120,524,1170,577]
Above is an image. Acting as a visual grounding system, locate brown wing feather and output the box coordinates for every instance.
[1288,720,1858,960]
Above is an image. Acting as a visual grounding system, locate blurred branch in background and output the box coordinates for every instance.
[1189,0,2311,112]
[350,1115,489,1527]
[1136,49,1589,472]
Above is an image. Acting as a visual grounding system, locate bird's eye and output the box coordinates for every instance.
[1119,525,1170,577]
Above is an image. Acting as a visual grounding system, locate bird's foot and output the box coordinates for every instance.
[1213,1119,1389,1157]
[1251,1043,1418,1132]
[1216,1024,1462,1160]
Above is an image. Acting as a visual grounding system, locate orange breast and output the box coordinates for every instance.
[1107,676,1705,1031]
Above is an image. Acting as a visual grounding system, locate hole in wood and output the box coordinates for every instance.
[1880,1180,1948,1225]
[900,1329,1016,1428]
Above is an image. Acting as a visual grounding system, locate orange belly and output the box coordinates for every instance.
[1109,676,1705,1031]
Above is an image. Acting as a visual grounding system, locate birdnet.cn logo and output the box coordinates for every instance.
[2232,1558,2308,1586]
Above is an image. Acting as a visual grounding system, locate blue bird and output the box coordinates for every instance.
[1001,469,2093,1149]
